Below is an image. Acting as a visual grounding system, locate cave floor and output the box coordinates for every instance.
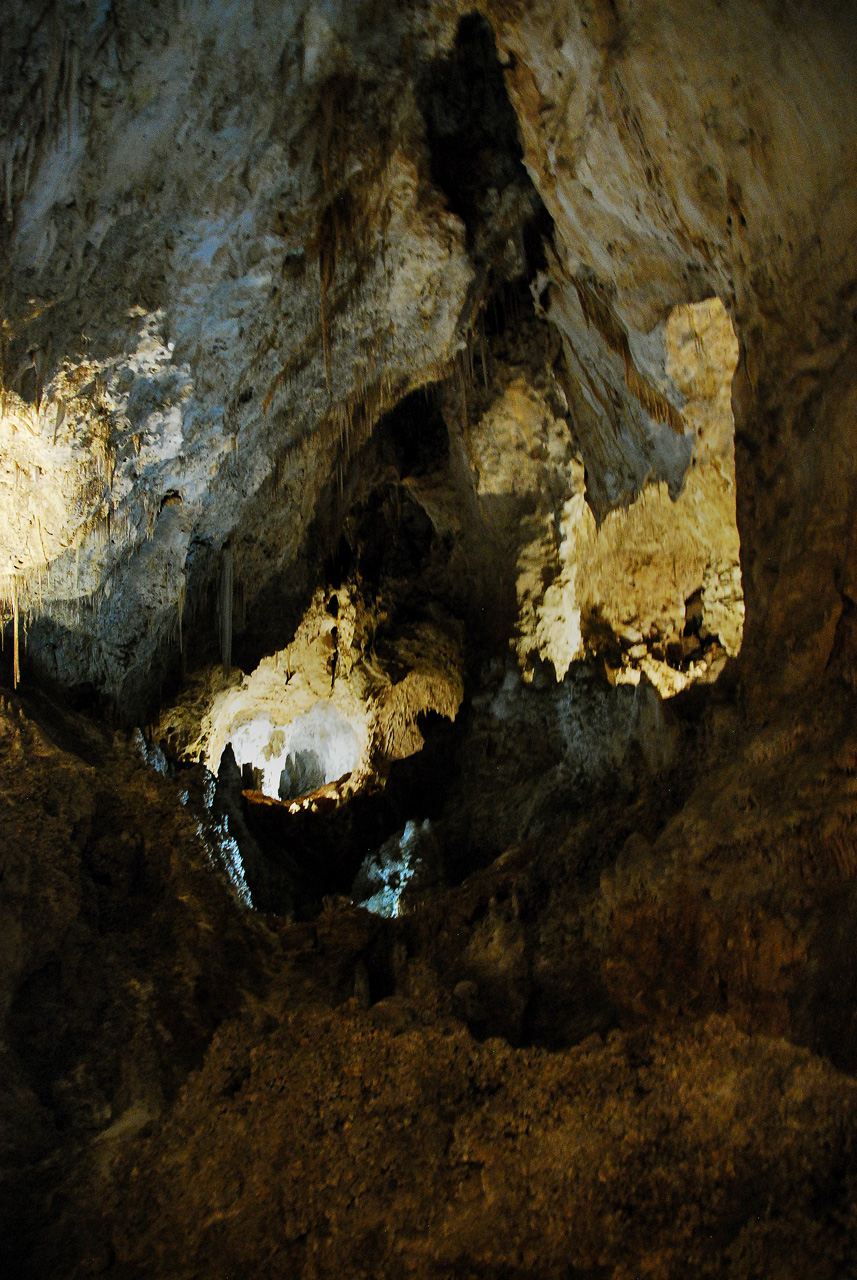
[4,670,857,1279]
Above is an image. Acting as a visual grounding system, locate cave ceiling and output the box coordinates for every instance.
[0,0,779,717]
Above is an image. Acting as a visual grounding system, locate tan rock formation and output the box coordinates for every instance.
[163,584,464,794]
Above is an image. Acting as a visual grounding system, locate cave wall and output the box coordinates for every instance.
[2,2,857,1278]
[485,0,857,702]
[1,0,476,714]
[3,0,853,716]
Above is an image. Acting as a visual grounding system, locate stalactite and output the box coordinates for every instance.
[176,578,186,653]
[66,40,79,151]
[318,90,336,395]
[319,249,333,393]
[457,349,469,432]
[220,546,234,677]
[52,397,65,444]
[11,577,20,689]
[479,314,489,388]
[3,144,13,223]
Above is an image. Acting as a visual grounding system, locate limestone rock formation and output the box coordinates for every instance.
[1,1,857,1277]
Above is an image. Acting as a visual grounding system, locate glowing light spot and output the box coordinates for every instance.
[227,701,359,800]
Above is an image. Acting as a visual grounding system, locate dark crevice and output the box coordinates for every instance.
[227,708,467,920]
[418,13,527,243]
[417,11,554,282]
[377,388,450,478]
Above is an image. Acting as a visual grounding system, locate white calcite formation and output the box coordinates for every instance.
[163,584,464,795]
